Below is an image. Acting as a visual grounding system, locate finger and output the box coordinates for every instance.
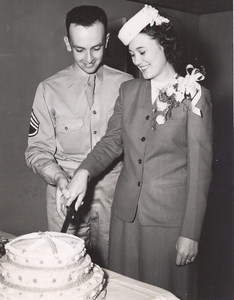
[185,252,197,265]
[176,252,183,266]
[191,257,195,262]
[190,256,196,263]
[56,189,66,219]
[57,203,66,220]
[181,255,189,266]
[75,193,85,211]
[66,190,83,207]
[185,256,196,265]
[176,252,189,266]
[61,204,67,218]
[61,188,70,199]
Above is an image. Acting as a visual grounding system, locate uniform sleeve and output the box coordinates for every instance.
[180,87,213,241]
[79,84,124,178]
[25,83,69,185]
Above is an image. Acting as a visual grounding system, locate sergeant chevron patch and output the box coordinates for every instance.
[28,109,40,137]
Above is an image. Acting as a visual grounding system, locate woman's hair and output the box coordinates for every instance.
[141,19,185,73]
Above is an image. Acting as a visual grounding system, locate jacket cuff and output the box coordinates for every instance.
[40,164,70,185]
[79,156,103,179]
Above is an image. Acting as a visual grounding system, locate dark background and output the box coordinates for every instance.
[0,0,232,299]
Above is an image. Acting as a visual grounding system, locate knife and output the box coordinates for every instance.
[61,201,76,233]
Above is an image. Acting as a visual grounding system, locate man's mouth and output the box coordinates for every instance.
[84,62,96,69]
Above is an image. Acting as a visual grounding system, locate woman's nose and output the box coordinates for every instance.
[132,54,141,66]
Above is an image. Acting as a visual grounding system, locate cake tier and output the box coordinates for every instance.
[0,265,105,300]
[0,254,93,288]
[0,232,106,300]
[4,232,85,268]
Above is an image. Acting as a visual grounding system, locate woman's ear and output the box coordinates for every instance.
[64,36,72,52]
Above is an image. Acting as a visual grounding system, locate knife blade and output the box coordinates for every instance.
[61,201,76,233]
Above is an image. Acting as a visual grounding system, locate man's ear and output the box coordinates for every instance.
[105,33,110,48]
[64,36,72,52]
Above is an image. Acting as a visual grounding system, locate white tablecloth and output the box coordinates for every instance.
[104,269,179,300]
[0,231,179,299]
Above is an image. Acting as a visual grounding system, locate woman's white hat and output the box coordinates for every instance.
[118,5,169,46]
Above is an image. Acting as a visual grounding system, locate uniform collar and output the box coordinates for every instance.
[72,64,104,86]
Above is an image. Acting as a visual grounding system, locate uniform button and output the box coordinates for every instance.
[138,159,142,164]
[93,110,97,114]
[141,137,146,142]
[145,115,150,120]
[65,126,68,130]
[94,131,97,134]
[137,182,141,186]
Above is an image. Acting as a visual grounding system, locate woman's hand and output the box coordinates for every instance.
[175,236,198,266]
[58,169,90,212]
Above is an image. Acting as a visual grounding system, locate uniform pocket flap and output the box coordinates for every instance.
[57,117,84,133]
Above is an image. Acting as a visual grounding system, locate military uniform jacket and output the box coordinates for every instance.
[81,78,213,241]
[25,64,132,184]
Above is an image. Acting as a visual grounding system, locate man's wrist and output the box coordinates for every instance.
[54,171,70,184]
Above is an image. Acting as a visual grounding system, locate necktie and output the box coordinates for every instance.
[85,74,96,108]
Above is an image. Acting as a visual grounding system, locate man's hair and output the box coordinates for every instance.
[66,5,108,38]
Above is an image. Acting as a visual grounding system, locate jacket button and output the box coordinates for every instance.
[138,159,142,164]
[94,131,97,134]
[145,115,150,120]
[93,110,97,114]
[141,137,146,142]
[137,182,141,186]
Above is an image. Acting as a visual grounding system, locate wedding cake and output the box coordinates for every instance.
[0,232,106,300]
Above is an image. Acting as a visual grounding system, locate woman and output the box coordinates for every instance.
[59,5,213,299]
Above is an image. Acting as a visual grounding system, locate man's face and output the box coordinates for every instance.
[65,22,108,75]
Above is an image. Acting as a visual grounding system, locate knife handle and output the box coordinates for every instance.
[60,200,77,233]
[66,200,76,214]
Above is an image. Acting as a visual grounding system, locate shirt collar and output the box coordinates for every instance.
[72,64,104,86]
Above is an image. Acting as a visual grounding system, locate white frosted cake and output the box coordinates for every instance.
[0,232,106,300]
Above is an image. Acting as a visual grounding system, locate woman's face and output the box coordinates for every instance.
[128,33,170,81]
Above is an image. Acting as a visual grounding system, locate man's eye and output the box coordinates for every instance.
[140,51,145,55]
[74,48,83,53]
[93,46,102,51]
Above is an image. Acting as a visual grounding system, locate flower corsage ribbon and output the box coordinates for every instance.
[154,64,205,126]
[184,64,205,117]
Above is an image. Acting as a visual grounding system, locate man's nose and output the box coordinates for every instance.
[85,50,93,63]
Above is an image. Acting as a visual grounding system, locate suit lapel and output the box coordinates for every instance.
[137,80,152,112]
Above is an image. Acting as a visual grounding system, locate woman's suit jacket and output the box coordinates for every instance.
[81,78,213,241]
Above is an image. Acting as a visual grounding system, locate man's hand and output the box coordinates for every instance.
[62,169,90,211]
[55,176,70,219]
[175,236,198,266]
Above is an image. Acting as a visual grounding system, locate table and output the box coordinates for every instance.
[0,231,179,300]
[104,269,179,300]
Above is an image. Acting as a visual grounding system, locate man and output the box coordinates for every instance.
[25,5,133,267]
